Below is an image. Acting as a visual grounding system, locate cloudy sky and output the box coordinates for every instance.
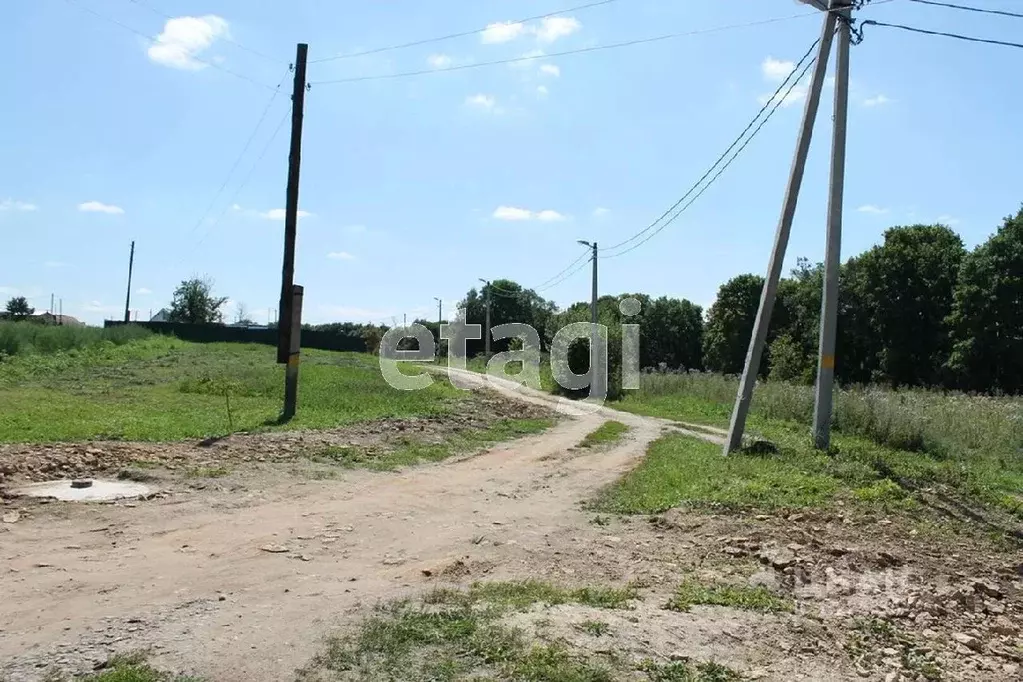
[2,0,1020,324]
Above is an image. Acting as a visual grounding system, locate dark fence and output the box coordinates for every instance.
[104,321,367,353]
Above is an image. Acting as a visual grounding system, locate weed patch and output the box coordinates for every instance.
[666,580,793,614]
[579,421,629,448]
[300,584,738,681]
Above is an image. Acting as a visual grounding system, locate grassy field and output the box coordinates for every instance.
[604,373,1023,522]
[0,320,152,357]
[0,336,468,442]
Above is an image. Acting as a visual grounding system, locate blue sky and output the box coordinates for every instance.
[3,0,1021,326]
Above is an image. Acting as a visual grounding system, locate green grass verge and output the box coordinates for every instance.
[666,580,793,614]
[579,420,629,449]
[617,373,1023,520]
[299,581,739,682]
[614,384,1023,521]
[57,651,202,681]
[304,418,554,471]
[0,337,468,442]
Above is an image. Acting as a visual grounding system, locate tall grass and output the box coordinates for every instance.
[630,372,1023,464]
[0,321,152,357]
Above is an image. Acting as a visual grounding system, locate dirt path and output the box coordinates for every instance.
[1,371,677,681]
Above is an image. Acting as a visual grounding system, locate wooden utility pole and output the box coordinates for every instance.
[282,285,304,420]
[277,43,309,364]
[124,240,135,323]
[724,6,839,454]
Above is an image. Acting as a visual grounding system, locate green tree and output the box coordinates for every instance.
[856,225,965,387]
[703,274,764,374]
[625,293,703,370]
[946,208,1023,393]
[460,279,556,356]
[772,258,823,383]
[168,277,228,324]
[4,296,34,320]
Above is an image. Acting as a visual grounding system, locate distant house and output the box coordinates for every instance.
[150,308,172,322]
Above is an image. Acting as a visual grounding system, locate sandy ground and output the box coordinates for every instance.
[1,371,1020,681]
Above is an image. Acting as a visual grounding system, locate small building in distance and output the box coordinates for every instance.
[150,308,172,322]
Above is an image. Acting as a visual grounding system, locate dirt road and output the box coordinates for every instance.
[1,371,681,681]
[4,371,1019,681]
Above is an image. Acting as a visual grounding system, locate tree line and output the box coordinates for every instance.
[454,206,1023,396]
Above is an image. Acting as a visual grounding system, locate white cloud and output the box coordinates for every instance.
[857,205,889,215]
[535,16,581,43]
[465,94,498,111]
[536,210,566,222]
[344,224,368,234]
[260,208,312,220]
[536,85,549,97]
[44,261,65,268]
[937,214,961,226]
[136,287,153,295]
[327,251,355,261]
[230,203,242,211]
[482,21,525,44]
[0,199,37,212]
[592,207,610,218]
[493,206,534,221]
[863,94,891,107]
[492,206,567,222]
[427,54,452,68]
[539,64,560,77]
[147,15,228,70]
[761,57,794,82]
[78,201,125,214]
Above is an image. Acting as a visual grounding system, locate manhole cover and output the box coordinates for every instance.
[11,479,152,502]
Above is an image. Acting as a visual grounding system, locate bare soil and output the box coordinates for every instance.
[1,372,1020,681]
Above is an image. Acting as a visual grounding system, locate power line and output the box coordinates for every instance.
[486,251,592,299]
[310,0,621,64]
[308,12,827,86]
[126,0,285,63]
[535,255,593,292]
[600,36,821,256]
[180,68,292,245]
[905,0,1023,20]
[62,0,277,91]
[860,19,1023,49]
[604,46,819,260]
[185,107,292,256]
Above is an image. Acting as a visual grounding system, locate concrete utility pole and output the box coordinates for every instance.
[434,297,442,327]
[479,279,491,356]
[123,240,135,323]
[813,1,853,449]
[578,240,600,394]
[277,43,308,364]
[724,4,840,454]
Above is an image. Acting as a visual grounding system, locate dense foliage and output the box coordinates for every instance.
[699,210,1023,394]
[449,206,1023,397]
